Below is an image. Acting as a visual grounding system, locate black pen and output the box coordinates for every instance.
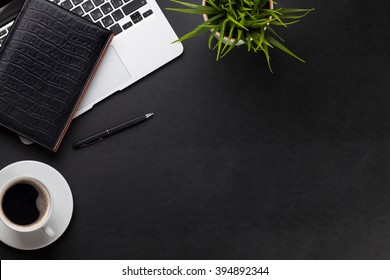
[73,113,154,148]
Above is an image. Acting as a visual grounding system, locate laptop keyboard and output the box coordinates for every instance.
[0,0,154,49]
[0,26,11,49]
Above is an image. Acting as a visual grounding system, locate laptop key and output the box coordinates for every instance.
[72,6,84,16]
[95,21,103,28]
[112,10,124,21]
[82,1,95,13]
[110,24,123,35]
[91,8,103,20]
[0,30,7,37]
[130,11,141,20]
[61,0,74,10]
[83,14,92,21]
[101,15,114,27]
[122,21,133,30]
[132,16,143,24]
[122,0,147,15]
[101,3,113,14]
[130,11,143,24]
[71,0,83,5]
[142,9,153,18]
[92,0,104,6]
[110,0,123,9]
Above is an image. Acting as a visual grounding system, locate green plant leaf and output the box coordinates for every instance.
[259,0,270,9]
[221,25,236,54]
[166,7,219,14]
[279,8,315,14]
[242,0,254,7]
[208,28,219,49]
[169,0,215,10]
[246,32,252,51]
[219,28,243,57]
[263,43,273,72]
[199,24,220,28]
[167,0,219,14]
[265,25,284,42]
[268,12,287,27]
[206,0,222,10]
[205,12,226,23]
[271,19,301,26]
[266,34,305,63]
[174,25,209,42]
[226,14,249,30]
[220,38,240,58]
[276,12,313,20]
[216,19,229,60]
[254,28,265,51]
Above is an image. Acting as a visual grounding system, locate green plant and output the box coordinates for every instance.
[167,0,313,71]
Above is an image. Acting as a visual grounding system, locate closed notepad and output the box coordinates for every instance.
[0,0,113,152]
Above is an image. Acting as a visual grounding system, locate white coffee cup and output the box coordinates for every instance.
[0,161,73,250]
[0,176,56,239]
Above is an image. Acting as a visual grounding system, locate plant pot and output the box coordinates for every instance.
[202,0,274,46]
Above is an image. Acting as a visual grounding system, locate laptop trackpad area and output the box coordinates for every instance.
[77,46,132,112]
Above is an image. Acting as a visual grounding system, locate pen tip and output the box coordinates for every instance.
[145,113,154,118]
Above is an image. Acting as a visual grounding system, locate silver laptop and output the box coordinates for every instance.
[0,0,183,118]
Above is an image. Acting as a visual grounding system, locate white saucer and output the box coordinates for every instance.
[0,161,73,250]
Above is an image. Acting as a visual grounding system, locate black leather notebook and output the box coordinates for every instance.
[0,0,113,152]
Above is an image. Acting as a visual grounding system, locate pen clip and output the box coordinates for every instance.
[77,137,104,148]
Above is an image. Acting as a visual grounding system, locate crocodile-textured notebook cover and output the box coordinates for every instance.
[0,0,113,152]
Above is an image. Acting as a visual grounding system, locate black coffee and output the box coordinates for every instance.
[2,183,40,225]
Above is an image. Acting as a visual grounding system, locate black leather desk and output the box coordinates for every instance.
[1,0,390,259]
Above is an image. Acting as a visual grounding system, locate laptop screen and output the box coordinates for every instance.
[1,1,15,7]
[0,0,23,27]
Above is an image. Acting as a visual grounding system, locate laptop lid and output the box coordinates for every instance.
[0,0,23,27]
[0,0,183,118]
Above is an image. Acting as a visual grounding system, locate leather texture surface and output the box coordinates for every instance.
[0,0,113,151]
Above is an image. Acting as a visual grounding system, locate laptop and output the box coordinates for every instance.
[0,0,183,118]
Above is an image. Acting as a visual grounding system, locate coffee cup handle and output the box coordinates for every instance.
[43,225,56,239]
